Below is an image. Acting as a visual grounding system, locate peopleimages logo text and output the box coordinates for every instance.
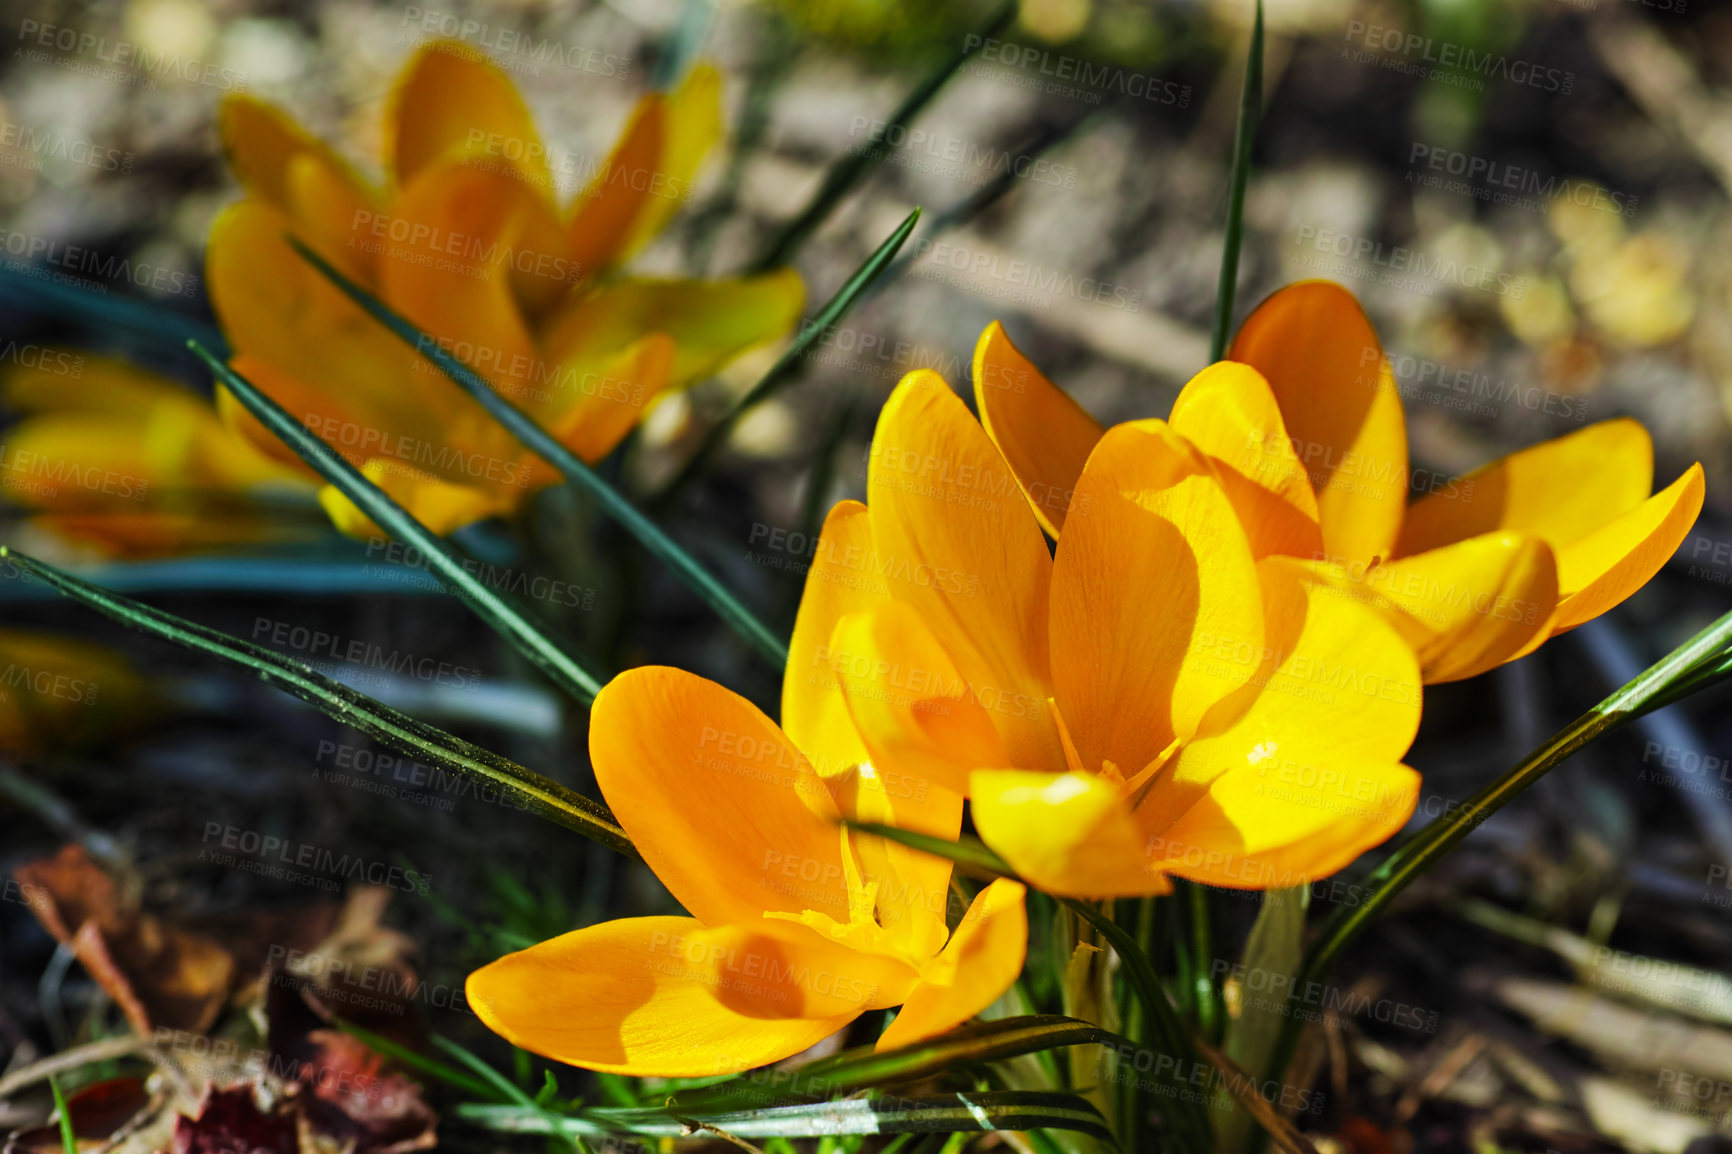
[1344,21,1574,94]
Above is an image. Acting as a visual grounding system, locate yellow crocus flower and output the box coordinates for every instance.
[208,40,804,536]
[781,369,1423,898]
[467,665,1027,1074]
[972,281,1705,682]
[0,354,316,557]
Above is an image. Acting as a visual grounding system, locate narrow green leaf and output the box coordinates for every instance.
[1209,0,1264,363]
[49,1074,76,1154]
[186,342,606,703]
[459,1090,1115,1142]
[1186,882,1220,1041]
[675,1015,1124,1113]
[1263,604,1732,1097]
[335,1019,504,1102]
[654,208,921,503]
[432,1036,538,1108]
[750,1,1015,273]
[863,115,1098,312]
[0,265,227,355]
[845,821,1017,879]
[0,548,635,857]
[1215,885,1308,1154]
[281,243,788,670]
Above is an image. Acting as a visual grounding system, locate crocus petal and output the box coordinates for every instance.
[875,879,1028,1052]
[1395,419,1656,557]
[543,333,676,464]
[284,152,380,282]
[1229,281,1407,568]
[375,162,550,433]
[1168,362,1322,560]
[218,95,376,220]
[467,916,862,1076]
[566,98,664,280]
[5,353,193,417]
[783,507,964,958]
[784,501,881,779]
[971,770,1171,899]
[316,459,513,539]
[208,204,455,460]
[1548,463,1705,633]
[829,602,1009,797]
[1050,420,1263,777]
[866,371,1064,774]
[1139,555,1421,828]
[615,62,723,262]
[1148,758,1419,889]
[545,273,804,390]
[1316,533,1559,684]
[387,39,549,192]
[970,321,1103,535]
[590,667,850,929]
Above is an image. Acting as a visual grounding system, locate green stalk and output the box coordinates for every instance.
[653,208,920,504]
[50,1075,75,1154]
[1188,882,1220,1042]
[749,1,1014,273]
[0,548,635,855]
[281,243,789,670]
[1263,605,1732,1096]
[189,343,606,703]
[1209,0,1264,363]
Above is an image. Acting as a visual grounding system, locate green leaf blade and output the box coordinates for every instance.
[1,548,635,857]
[750,1,1015,273]
[1210,0,1264,364]
[278,243,789,670]
[655,207,921,502]
[186,342,606,704]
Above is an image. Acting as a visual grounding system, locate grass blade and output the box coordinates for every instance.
[0,265,227,356]
[750,1,1015,273]
[49,1075,75,1154]
[654,208,920,503]
[1209,0,1264,363]
[675,1015,1124,1112]
[459,1090,1115,1143]
[336,1019,505,1101]
[186,342,607,703]
[863,115,1097,311]
[280,242,789,670]
[432,1035,538,1107]
[0,548,635,857]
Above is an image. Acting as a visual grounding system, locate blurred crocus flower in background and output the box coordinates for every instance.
[0,627,152,757]
[0,355,317,557]
[207,39,805,536]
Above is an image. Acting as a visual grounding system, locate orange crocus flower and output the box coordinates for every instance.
[972,281,1704,681]
[467,666,1027,1074]
[780,369,1423,898]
